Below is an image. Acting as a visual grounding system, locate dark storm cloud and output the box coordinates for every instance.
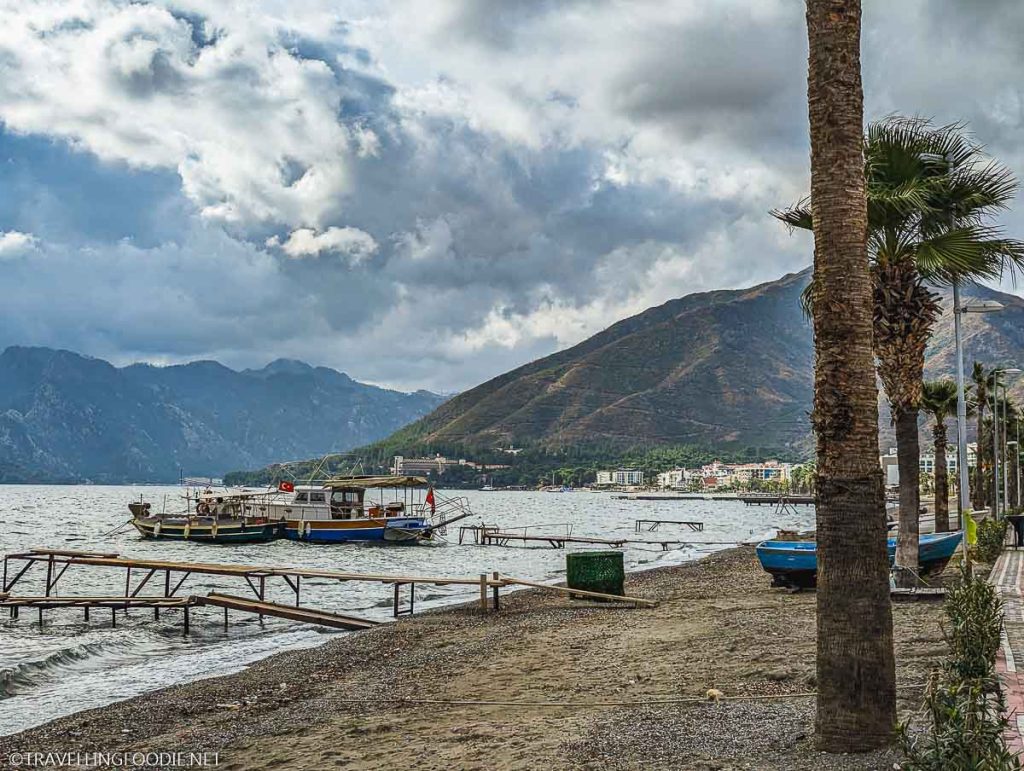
[3,0,1022,393]
[608,10,806,148]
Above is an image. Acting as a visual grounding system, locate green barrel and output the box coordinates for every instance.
[566,551,624,598]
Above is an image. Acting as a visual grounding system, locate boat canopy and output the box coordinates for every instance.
[323,475,429,489]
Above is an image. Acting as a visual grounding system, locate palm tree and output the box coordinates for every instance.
[803,0,895,750]
[774,119,1024,584]
[921,379,961,532]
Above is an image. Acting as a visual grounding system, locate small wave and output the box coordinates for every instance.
[0,639,139,698]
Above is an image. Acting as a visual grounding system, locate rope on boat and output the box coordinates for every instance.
[100,518,134,537]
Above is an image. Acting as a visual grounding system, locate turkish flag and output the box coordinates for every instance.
[425,486,436,514]
[278,481,295,493]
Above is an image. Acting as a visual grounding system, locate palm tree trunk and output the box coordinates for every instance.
[805,0,896,752]
[933,421,949,533]
[893,408,921,582]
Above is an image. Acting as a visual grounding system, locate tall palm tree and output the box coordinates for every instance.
[921,379,961,532]
[774,120,1024,585]
[803,0,895,750]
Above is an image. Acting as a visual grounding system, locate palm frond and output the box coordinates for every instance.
[914,226,1024,284]
[770,198,812,232]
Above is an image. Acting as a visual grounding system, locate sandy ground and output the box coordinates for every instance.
[0,547,949,770]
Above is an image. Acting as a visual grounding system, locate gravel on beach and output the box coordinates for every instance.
[0,547,949,770]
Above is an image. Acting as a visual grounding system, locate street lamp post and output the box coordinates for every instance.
[1010,438,1021,512]
[994,368,1022,517]
[954,296,1005,530]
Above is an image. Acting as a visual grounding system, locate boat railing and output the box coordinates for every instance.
[426,493,476,534]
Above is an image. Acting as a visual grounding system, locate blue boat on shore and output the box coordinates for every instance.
[756,531,963,588]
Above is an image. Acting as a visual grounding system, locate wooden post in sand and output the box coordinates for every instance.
[492,571,500,611]
[479,573,488,612]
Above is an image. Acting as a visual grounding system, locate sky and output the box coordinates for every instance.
[0,0,1022,393]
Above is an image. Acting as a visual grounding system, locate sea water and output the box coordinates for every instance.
[0,485,814,735]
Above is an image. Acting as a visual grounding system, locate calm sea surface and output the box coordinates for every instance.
[0,485,814,735]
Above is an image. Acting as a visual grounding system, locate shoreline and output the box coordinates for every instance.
[0,546,947,770]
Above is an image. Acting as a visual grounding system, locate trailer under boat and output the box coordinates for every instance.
[755,530,963,589]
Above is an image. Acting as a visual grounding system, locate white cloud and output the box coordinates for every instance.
[0,1,362,229]
[0,230,38,258]
[3,0,1024,396]
[270,226,379,262]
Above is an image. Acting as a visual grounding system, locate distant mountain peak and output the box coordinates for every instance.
[0,348,444,483]
[262,358,315,374]
[388,268,1024,455]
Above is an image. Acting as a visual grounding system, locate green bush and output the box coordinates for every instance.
[898,563,1018,770]
[977,518,1008,565]
[898,675,1020,770]
[944,561,1005,681]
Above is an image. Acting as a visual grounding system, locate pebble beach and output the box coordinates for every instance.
[0,547,949,770]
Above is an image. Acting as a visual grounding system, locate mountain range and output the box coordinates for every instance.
[390,268,1024,456]
[0,347,444,483]
[6,269,1024,484]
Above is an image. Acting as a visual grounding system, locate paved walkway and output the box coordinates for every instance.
[992,548,1024,752]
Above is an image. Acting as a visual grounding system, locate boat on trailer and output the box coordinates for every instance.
[755,530,963,588]
[129,491,282,543]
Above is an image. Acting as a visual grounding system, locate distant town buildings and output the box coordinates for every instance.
[879,444,976,487]
[391,455,509,476]
[654,460,799,490]
[595,468,645,486]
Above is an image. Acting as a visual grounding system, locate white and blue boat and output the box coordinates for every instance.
[756,531,963,588]
[239,475,471,544]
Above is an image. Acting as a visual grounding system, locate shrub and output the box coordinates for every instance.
[898,674,1020,770]
[977,518,1008,565]
[944,562,1004,681]
[898,562,1019,770]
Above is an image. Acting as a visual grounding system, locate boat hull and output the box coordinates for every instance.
[132,518,282,544]
[283,517,432,544]
[756,531,964,588]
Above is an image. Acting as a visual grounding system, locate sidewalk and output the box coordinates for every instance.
[992,548,1024,752]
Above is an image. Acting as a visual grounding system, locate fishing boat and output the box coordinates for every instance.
[238,475,473,544]
[755,530,963,588]
[129,492,282,543]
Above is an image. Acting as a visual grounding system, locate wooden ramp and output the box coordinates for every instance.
[197,593,378,630]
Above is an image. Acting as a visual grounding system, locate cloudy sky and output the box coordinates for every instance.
[0,0,1021,393]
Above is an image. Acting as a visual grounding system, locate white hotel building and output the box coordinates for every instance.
[595,469,645,486]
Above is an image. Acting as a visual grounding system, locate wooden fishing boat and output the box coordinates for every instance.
[237,476,475,544]
[755,530,963,588]
[129,494,282,544]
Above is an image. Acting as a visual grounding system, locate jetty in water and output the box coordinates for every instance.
[457,525,730,552]
[1,548,655,634]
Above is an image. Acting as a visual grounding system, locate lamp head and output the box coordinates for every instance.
[960,300,1005,314]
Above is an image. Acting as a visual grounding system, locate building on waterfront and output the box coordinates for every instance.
[731,460,793,483]
[391,455,509,477]
[879,443,975,487]
[655,468,704,489]
[595,468,645,486]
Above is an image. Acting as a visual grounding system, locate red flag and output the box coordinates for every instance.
[278,481,295,493]
[425,486,436,514]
